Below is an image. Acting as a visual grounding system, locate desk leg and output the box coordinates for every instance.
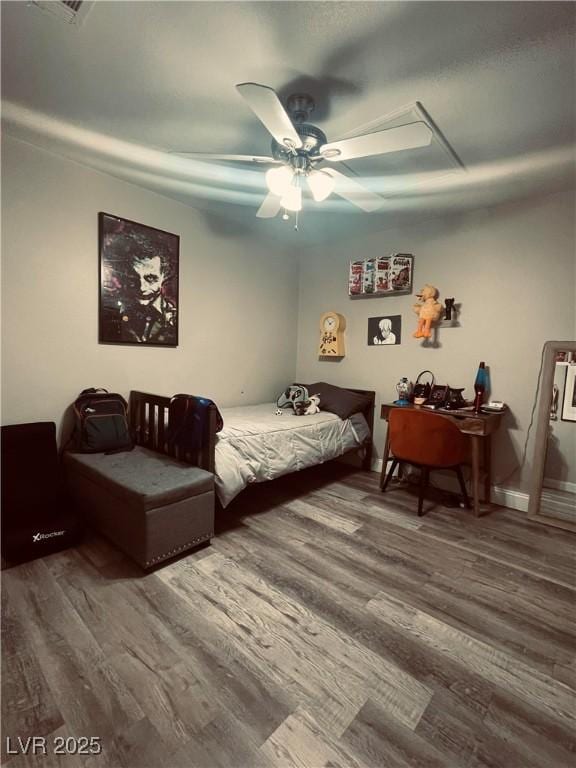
[483,436,492,504]
[471,436,481,517]
[379,428,390,490]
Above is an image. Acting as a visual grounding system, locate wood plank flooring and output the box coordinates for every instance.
[2,466,575,767]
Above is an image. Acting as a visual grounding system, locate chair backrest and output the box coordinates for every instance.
[389,408,468,468]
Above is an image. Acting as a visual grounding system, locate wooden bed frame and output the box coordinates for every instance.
[129,387,375,476]
[129,391,218,473]
[344,388,375,471]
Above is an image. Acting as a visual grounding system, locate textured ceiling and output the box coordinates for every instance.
[2,1,575,243]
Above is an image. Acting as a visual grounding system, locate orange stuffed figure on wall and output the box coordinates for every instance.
[413,284,443,339]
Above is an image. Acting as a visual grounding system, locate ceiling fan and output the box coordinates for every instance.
[176,83,433,221]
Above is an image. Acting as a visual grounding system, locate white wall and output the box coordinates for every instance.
[3,135,574,500]
[295,189,576,495]
[1,136,299,437]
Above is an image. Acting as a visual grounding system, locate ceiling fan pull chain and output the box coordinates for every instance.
[294,209,299,232]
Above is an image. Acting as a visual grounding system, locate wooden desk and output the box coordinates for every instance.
[379,403,505,516]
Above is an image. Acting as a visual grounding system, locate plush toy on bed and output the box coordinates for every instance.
[294,394,321,416]
[306,394,321,415]
[274,385,322,416]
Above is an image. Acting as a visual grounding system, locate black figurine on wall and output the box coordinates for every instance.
[444,297,455,321]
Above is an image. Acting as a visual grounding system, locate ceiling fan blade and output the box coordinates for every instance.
[236,83,303,151]
[320,121,432,162]
[323,168,384,212]
[256,192,282,219]
[171,152,281,165]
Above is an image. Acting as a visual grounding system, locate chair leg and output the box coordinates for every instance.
[418,467,429,516]
[382,459,399,492]
[455,466,471,509]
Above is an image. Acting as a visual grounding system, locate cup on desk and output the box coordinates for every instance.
[414,397,427,406]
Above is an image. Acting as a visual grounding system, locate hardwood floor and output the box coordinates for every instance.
[2,465,575,767]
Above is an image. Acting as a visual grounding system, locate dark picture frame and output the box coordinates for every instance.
[367,315,402,345]
[98,212,179,346]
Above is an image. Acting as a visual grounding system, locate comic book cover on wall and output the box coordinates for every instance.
[349,254,413,297]
[375,256,391,293]
[362,259,376,294]
[348,261,364,295]
[390,254,413,292]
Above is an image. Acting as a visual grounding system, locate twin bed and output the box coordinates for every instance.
[129,385,375,507]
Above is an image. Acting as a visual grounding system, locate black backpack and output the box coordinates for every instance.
[71,388,133,454]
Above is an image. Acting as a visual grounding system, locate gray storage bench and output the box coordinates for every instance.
[64,390,217,569]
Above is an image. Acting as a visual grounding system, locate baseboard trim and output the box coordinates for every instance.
[543,478,576,494]
[371,458,529,513]
[539,488,576,518]
[492,486,529,512]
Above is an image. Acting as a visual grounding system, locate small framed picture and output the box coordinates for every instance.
[367,315,401,345]
[561,364,576,422]
[99,212,179,346]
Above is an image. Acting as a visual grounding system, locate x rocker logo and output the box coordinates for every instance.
[32,531,65,542]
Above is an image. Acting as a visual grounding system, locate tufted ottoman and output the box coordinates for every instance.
[64,446,214,568]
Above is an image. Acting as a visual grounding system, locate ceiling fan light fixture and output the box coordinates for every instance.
[321,148,341,159]
[280,184,302,212]
[265,165,293,195]
[307,170,336,202]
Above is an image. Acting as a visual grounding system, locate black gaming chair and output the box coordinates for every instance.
[1,422,82,565]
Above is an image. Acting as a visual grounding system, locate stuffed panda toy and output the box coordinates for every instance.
[294,394,321,416]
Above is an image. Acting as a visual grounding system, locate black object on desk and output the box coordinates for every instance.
[444,388,467,410]
[427,385,449,406]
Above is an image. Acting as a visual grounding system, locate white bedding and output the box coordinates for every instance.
[214,403,371,507]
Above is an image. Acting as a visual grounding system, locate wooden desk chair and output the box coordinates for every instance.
[381,409,471,516]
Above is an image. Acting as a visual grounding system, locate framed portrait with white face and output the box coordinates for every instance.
[367,315,401,346]
[98,213,179,346]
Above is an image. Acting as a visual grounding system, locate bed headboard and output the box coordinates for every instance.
[129,390,217,473]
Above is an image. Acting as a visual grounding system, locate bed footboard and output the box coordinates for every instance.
[129,391,217,473]
[344,387,375,471]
